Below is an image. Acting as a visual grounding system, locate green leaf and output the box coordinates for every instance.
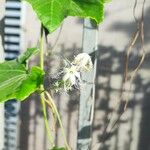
[69,0,105,24]
[18,47,39,64]
[25,0,108,32]
[0,48,44,103]
[26,0,70,32]
[0,60,44,102]
[51,147,67,150]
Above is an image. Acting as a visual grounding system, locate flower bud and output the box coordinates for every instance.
[73,53,93,71]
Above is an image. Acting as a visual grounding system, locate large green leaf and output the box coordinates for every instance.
[69,0,105,23]
[0,48,44,103]
[25,0,107,32]
[0,61,44,102]
[26,0,70,32]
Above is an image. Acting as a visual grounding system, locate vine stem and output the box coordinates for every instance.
[41,93,55,146]
[40,29,55,147]
[40,30,44,70]
[44,91,71,150]
[39,28,70,149]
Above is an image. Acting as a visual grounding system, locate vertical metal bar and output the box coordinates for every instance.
[77,19,98,150]
[0,0,5,149]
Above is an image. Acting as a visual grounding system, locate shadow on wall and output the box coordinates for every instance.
[91,45,150,150]
[92,3,150,149]
[19,42,150,150]
[91,4,150,150]
[19,44,81,150]
[19,4,150,150]
[107,7,150,45]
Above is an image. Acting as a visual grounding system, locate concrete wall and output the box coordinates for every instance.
[18,0,150,150]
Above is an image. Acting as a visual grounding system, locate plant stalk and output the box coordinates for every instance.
[45,91,71,150]
[39,29,55,147]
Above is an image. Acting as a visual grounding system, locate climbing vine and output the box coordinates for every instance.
[0,0,110,149]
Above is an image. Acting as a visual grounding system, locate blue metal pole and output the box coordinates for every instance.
[77,19,98,150]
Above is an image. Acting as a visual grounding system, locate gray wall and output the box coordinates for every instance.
[18,0,150,150]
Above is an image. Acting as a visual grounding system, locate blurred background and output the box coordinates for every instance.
[0,0,150,150]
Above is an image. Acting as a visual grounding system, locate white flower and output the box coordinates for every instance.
[73,53,93,71]
[52,53,93,92]
[63,65,81,86]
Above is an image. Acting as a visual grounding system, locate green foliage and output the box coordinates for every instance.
[51,147,67,150]
[18,47,39,64]
[25,0,107,32]
[0,1,110,148]
[0,48,44,102]
[69,0,105,24]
